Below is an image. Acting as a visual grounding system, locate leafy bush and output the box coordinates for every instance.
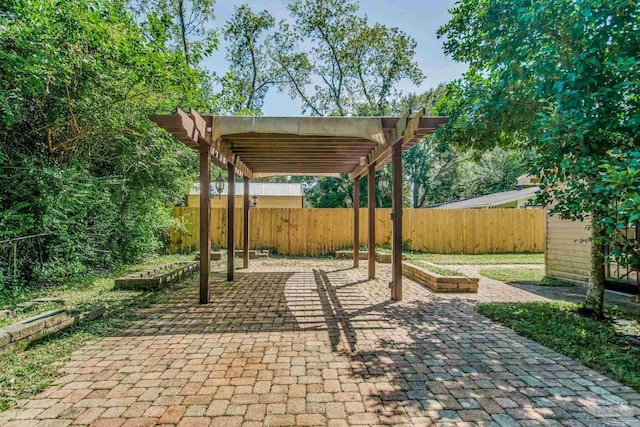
[0,0,230,296]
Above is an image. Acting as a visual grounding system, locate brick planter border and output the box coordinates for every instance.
[114,261,198,291]
[335,250,406,263]
[402,262,479,293]
[194,251,224,261]
[234,249,269,259]
[0,305,105,355]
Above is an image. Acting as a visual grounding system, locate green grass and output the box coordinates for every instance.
[407,252,544,265]
[479,267,574,286]
[480,267,544,283]
[0,254,193,411]
[422,264,465,277]
[477,301,640,391]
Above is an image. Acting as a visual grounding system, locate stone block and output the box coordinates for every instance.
[3,317,45,342]
[0,331,10,348]
[335,250,369,260]
[42,310,71,328]
[115,262,198,290]
[83,305,106,321]
[234,249,269,259]
[402,261,478,294]
[194,251,224,261]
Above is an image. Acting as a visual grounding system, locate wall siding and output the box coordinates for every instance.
[545,214,591,284]
[170,207,545,255]
[187,194,303,208]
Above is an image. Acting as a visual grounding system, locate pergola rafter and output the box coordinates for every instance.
[149,108,447,304]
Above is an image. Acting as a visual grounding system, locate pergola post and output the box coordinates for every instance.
[391,143,403,301]
[368,163,376,279]
[243,176,250,269]
[199,143,211,304]
[227,162,235,281]
[353,177,360,268]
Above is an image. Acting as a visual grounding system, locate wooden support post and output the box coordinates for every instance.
[353,177,360,268]
[199,143,211,304]
[227,162,235,281]
[391,143,403,301]
[243,176,250,269]
[368,163,376,279]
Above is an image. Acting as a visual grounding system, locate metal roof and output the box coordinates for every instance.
[431,186,540,209]
[191,182,304,197]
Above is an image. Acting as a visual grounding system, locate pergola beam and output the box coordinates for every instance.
[391,143,403,301]
[368,163,376,279]
[353,176,360,269]
[227,162,235,281]
[348,113,449,181]
[148,110,448,304]
[243,177,250,269]
[149,108,254,180]
[198,142,211,304]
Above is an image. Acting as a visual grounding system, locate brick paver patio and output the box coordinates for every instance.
[1,259,639,426]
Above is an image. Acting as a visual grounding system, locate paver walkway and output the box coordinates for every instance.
[433,263,640,314]
[2,259,640,426]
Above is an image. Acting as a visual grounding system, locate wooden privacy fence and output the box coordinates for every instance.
[170,207,545,255]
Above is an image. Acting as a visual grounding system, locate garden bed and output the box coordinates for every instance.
[0,305,104,355]
[194,251,224,261]
[234,249,269,259]
[334,250,406,263]
[114,261,198,290]
[402,262,478,293]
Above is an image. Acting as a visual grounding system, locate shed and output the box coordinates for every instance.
[188,182,304,208]
[431,186,540,209]
[545,214,638,294]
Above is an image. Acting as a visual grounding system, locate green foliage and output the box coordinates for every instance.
[132,0,218,66]
[437,0,640,315]
[477,301,640,391]
[456,148,525,199]
[412,252,545,265]
[421,264,463,277]
[303,172,394,208]
[0,0,227,294]
[222,4,276,113]
[223,0,424,117]
[437,0,639,222]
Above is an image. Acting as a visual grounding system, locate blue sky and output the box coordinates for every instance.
[205,0,467,116]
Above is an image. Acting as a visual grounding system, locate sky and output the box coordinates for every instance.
[205,0,467,116]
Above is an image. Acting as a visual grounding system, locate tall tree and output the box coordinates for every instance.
[267,0,424,116]
[132,0,217,66]
[437,0,640,316]
[456,148,525,199]
[222,5,276,113]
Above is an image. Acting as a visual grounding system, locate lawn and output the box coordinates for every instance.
[407,252,544,265]
[478,301,640,391]
[422,264,465,276]
[0,254,194,411]
[479,267,574,286]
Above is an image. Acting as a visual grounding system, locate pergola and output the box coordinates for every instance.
[150,108,447,303]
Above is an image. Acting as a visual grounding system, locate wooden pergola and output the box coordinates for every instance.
[150,109,446,303]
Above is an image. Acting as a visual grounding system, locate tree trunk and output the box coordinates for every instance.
[583,213,606,317]
[413,179,419,208]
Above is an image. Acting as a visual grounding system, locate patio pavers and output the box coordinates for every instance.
[1,259,639,426]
